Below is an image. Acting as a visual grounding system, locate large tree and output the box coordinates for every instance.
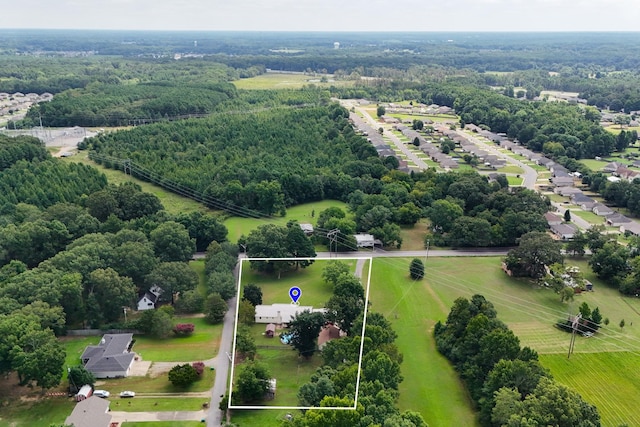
[150,221,196,262]
[145,261,198,303]
[505,232,563,279]
[289,310,326,358]
[325,273,365,335]
[234,361,271,403]
[85,267,136,324]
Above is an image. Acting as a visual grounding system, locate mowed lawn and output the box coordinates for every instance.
[233,73,354,90]
[540,352,640,427]
[368,258,478,427]
[224,200,348,243]
[133,317,223,362]
[0,398,75,427]
[238,259,354,307]
[122,423,204,427]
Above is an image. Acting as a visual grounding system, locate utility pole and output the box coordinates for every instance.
[568,312,582,359]
[425,239,430,265]
[327,229,339,257]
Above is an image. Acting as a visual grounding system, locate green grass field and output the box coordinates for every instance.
[93,368,214,395]
[108,397,207,412]
[580,158,610,172]
[122,423,204,427]
[64,151,211,215]
[539,352,640,427]
[0,398,75,427]
[496,165,524,174]
[570,209,606,225]
[224,200,348,244]
[238,259,347,307]
[134,317,223,362]
[232,73,354,90]
[507,176,524,186]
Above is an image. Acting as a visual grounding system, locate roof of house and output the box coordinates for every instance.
[622,222,640,235]
[607,213,632,224]
[299,223,314,233]
[255,304,326,324]
[81,334,134,375]
[140,292,159,304]
[592,203,613,214]
[544,212,563,223]
[550,223,578,236]
[65,396,111,427]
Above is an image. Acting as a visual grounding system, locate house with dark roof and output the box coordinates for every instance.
[65,396,111,427]
[81,334,135,378]
[606,213,632,226]
[602,162,623,173]
[551,176,575,187]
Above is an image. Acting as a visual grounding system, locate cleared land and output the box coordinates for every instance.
[232,73,354,90]
[224,200,348,244]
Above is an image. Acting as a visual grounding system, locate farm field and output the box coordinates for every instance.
[224,200,348,244]
[232,72,353,90]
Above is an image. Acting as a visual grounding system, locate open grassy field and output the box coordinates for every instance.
[224,200,348,244]
[0,397,75,427]
[571,209,606,225]
[580,158,611,172]
[122,423,204,427]
[63,151,210,215]
[496,165,524,174]
[238,259,348,307]
[539,352,640,427]
[232,73,354,90]
[134,317,223,362]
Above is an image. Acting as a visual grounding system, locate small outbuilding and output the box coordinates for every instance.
[265,323,276,338]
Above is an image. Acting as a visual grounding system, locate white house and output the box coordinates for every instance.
[592,203,614,216]
[137,285,162,311]
[354,233,375,248]
[254,303,326,325]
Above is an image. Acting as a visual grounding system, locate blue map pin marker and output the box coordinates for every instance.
[289,286,302,304]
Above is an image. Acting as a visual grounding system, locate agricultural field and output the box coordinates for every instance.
[232,72,353,90]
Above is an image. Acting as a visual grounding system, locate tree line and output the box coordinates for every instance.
[435,295,600,427]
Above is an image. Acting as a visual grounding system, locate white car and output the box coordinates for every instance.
[119,391,136,398]
[93,390,110,398]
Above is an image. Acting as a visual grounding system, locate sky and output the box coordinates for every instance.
[1,0,639,32]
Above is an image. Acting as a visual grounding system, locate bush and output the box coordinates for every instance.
[174,289,204,314]
[168,363,199,387]
[192,361,205,376]
[173,323,195,337]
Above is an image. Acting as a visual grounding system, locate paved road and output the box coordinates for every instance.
[551,202,592,231]
[207,296,237,427]
[452,129,538,189]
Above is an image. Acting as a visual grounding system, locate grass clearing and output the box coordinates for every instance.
[0,397,74,427]
[95,368,214,394]
[189,259,208,297]
[539,352,640,427]
[232,73,353,90]
[580,158,610,172]
[134,317,223,362]
[224,200,348,244]
[239,259,351,307]
[63,151,210,215]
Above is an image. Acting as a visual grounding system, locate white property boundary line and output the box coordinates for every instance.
[228,256,373,410]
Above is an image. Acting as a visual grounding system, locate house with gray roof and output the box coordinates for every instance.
[81,334,135,378]
[592,203,614,216]
[621,222,640,236]
[65,396,111,427]
[550,223,578,240]
[606,213,632,226]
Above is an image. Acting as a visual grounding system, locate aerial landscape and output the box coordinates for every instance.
[1,2,640,427]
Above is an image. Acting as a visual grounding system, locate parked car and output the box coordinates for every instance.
[93,390,110,398]
[119,391,136,398]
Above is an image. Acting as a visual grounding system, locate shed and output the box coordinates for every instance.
[75,384,93,402]
[265,323,276,338]
[299,223,314,236]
